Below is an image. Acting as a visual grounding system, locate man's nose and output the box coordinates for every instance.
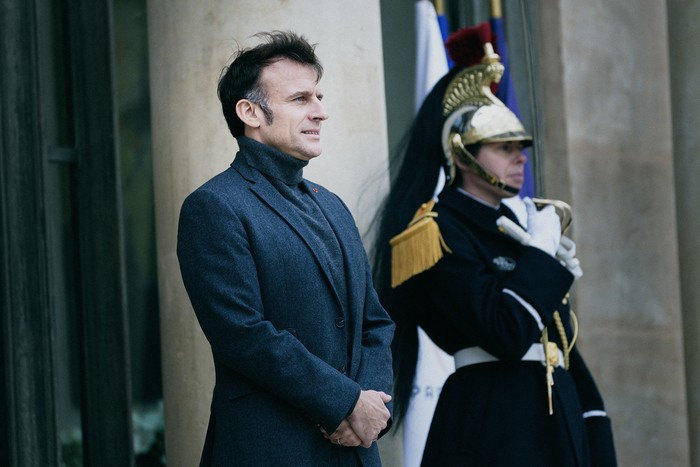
[311,99,328,120]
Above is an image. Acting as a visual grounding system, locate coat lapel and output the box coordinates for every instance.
[234,157,344,310]
[307,179,365,367]
[302,178,361,303]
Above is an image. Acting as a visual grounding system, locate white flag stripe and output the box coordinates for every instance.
[403,327,454,467]
[415,0,449,111]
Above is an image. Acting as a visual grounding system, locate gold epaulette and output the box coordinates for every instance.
[389,200,452,288]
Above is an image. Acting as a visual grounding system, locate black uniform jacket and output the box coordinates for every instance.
[394,187,616,467]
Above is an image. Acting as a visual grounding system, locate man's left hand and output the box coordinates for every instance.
[319,419,362,447]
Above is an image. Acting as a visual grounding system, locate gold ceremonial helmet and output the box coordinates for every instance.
[441,43,532,194]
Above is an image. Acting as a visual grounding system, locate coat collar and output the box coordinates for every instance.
[237,136,307,185]
[438,187,522,236]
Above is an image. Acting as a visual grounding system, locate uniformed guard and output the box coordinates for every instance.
[372,23,617,467]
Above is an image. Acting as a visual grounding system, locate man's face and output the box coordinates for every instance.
[254,58,328,161]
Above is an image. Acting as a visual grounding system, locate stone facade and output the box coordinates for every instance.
[150,1,698,465]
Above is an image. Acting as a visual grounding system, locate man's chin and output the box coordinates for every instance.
[303,145,323,159]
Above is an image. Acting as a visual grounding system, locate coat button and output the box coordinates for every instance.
[335,317,345,328]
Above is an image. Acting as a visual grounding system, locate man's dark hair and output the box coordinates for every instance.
[217,31,324,137]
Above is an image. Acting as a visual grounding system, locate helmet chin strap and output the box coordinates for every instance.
[448,133,520,195]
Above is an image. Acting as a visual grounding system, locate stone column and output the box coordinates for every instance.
[147,2,390,465]
[539,1,690,465]
[668,1,700,465]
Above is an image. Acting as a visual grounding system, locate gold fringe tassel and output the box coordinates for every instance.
[389,200,452,288]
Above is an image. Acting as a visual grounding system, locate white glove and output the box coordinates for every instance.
[497,216,583,278]
[524,198,561,257]
[556,235,583,279]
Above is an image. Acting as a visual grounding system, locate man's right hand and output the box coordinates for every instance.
[347,390,392,448]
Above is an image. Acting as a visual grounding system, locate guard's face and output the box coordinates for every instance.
[460,141,527,205]
[478,141,527,188]
[256,59,328,161]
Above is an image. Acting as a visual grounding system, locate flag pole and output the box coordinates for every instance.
[490,0,502,19]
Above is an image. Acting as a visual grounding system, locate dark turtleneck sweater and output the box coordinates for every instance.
[237,137,348,310]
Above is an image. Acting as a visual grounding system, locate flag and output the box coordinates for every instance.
[414,0,449,111]
[490,8,536,198]
[405,2,455,466]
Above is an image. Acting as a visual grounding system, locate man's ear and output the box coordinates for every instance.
[235,99,261,129]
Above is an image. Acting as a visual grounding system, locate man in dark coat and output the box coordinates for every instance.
[177,31,395,466]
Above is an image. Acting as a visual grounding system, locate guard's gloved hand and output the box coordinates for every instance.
[524,197,561,257]
[556,235,583,279]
